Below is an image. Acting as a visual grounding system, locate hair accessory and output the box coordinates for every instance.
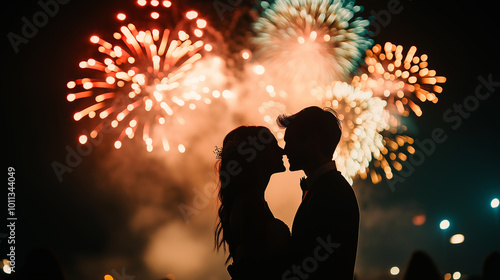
[213,146,223,159]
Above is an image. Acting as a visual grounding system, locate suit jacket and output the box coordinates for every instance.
[288,169,359,280]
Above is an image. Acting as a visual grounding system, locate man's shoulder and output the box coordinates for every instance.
[315,170,352,190]
[311,170,357,203]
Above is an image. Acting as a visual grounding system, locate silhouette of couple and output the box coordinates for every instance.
[215,106,359,280]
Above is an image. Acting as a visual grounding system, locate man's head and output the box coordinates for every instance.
[277,106,342,172]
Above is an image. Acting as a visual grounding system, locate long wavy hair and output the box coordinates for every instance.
[214,126,272,263]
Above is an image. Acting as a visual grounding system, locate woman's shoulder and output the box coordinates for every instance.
[264,218,291,256]
[265,218,290,242]
[232,194,269,214]
[230,195,272,227]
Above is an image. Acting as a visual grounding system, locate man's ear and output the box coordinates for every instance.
[303,132,318,150]
[305,131,323,154]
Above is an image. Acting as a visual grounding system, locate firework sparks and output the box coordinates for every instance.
[312,82,390,183]
[253,0,372,92]
[67,1,220,152]
[258,100,287,141]
[352,42,447,118]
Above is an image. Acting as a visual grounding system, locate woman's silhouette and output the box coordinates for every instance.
[214,126,290,280]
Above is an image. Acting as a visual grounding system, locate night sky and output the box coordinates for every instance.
[2,0,499,279]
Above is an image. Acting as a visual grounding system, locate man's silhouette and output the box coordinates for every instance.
[278,106,359,280]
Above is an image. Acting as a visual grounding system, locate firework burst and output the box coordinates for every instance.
[67,1,222,152]
[352,42,447,118]
[311,82,389,183]
[253,0,372,91]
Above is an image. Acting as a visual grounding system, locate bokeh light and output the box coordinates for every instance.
[491,198,499,208]
[2,259,11,274]
[450,234,465,244]
[412,214,426,226]
[440,219,450,230]
[389,266,400,275]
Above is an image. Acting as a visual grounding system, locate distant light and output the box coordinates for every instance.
[114,141,122,149]
[194,29,203,37]
[390,266,400,275]
[3,265,11,274]
[491,198,499,208]
[266,85,274,94]
[79,135,88,145]
[444,273,452,280]
[116,13,126,21]
[440,219,450,230]
[412,214,426,226]
[196,19,207,28]
[137,0,147,6]
[450,234,464,244]
[186,11,198,20]
[2,259,11,274]
[162,1,172,8]
[178,31,188,41]
[241,51,250,60]
[453,271,461,279]
[67,94,76,102]
[151,12,160,19]
[222,90,233,99]
[178,144,186,153]
[83,81,93,90]
[104,274,114,280]
[67,81,76,89]
[204,44,212,52]
[254,65,265,75]
[90,35,99,44]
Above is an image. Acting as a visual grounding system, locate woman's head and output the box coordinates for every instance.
[214,126,284,259]
[217,126,285,188]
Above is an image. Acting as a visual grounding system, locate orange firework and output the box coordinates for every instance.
[352,42,446,118]
[67,1,217,152]
[349,42,447,183]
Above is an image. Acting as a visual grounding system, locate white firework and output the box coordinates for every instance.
[253,0,372,92]
[312,82,389,183]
